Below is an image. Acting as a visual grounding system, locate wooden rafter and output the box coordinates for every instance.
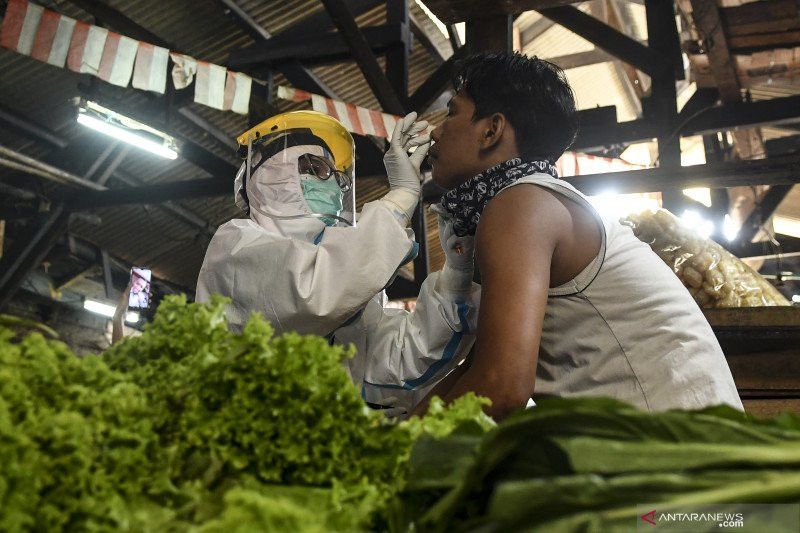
[538,4,662,76]
[46,153,800,212]
[423,0,582,24]
[320,0,407,114]
[605,0,645,102]
[688,0,771,247]
[227,25,406,68]
[688,0,765,160]
[591,0,643,116]
[689,0,741,102]
[546,48,616,69]
[738,185,794,243]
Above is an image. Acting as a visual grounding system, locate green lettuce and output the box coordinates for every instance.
[1,295,489,531]
[9,296,800,533]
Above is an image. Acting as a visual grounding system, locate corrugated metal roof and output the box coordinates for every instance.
[624,2,648,41]
[101,0,250,63]
[565,62,640,121]
[519,6,641,122]
[411,0,454,59]
[237,0,328,36]
[524,22,596,57]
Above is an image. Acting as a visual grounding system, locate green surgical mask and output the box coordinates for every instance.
[300,176,343,225]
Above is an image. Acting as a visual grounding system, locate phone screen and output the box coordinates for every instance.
[129,268,152,309]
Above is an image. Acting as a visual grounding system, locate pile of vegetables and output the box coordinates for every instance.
[0,295,491,532]
[398,398,800,531]
[3,296,800,532]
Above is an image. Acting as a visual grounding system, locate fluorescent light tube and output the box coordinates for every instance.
[84,298,139,323]
[84,298,116,317]
[77,113,178,160]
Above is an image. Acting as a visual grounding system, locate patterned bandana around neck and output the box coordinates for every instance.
[439,158,559,237]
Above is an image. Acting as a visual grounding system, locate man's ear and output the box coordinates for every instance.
[479,112,507,150]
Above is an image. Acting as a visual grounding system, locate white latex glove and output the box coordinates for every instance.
[368,395,408,419]
[430,204,475,293]
[381,112,431,225]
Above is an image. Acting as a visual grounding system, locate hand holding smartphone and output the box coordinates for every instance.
[128,267,152,310]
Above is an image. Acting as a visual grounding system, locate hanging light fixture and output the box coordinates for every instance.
[76,99,179,160]
[83,298,139,323]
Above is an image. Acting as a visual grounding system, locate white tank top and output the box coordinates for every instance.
[501,174,743,411]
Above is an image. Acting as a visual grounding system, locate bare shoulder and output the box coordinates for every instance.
[477,184,569,246]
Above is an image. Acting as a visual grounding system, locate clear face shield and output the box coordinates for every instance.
[236,130,356,227]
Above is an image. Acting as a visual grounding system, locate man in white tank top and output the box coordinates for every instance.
[412,52,743,420]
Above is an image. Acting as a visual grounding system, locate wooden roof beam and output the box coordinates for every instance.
[737,184,794,243]
[573,93,800,152]
[538,4,664,77]
[422,0,582,24]
[689,0,765,160]
[228,25,405,69]
[689,0,741,103]
[419,154,800,204]
[567,154,800,195]
[320,0,407,114]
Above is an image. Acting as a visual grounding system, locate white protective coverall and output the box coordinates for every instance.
[196,143,480,412]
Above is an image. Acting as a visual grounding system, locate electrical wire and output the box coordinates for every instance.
[750,193,788,285]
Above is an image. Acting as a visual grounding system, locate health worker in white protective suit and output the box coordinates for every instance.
[196,110,480,414]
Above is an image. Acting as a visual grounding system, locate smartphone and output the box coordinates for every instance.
[128,267,152,310]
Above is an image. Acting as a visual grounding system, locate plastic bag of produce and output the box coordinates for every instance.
[622,209,789,308]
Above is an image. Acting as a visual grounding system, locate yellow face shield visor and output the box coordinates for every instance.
[237,110,355,173]
[236,110,357,227]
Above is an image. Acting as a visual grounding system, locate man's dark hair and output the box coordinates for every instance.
[454,52,578,163]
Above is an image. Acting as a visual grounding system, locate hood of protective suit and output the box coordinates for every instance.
[234,144,340,242]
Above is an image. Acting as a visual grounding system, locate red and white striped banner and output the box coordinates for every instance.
[195,60,227,110]
[67,22,107,75]
[278,85,403,140]
[0,0,42,55]
[31,9,75,67]
[132,42,169,93]
[1,0,75,67]
[169,53,251,115]
[1,0,252,112]
[223,71,252,115]
[97,32,138,87]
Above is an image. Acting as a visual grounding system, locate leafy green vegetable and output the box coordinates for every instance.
[6,297,800,532]
[485,470,800,531]
[402,395,495,441]
[0,313,59,339]
[400,397,800,533]
[0,327,163,531]
[0,295,489,531]
[107,296,397,489]
[198,486,355,533]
